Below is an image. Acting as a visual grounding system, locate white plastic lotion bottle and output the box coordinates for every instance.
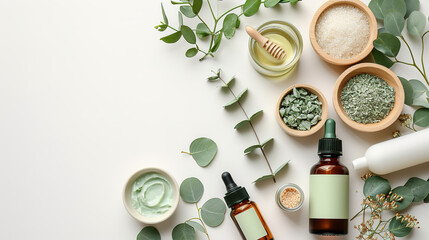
[353,128,429,174]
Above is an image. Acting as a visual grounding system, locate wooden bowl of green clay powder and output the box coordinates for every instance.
[333,63,405,132]
[276,84,328,137]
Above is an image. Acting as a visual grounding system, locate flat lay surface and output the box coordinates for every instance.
[0,0,428,239]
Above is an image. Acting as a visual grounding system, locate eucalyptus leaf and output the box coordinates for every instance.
[188,137,218,167]
[221,76,235,89]
[243,0,261,17]
[224,88,247,107]
[409,79,428,98]
[372,48,395,68]
[172,223,196,240]
[207,75,219,81]
[384,11,405,36]
[234,119,250,129]
[201,198,227,227]
[363,176,391,199]
[398,76,414,105]
[274,160,290,175]
[389,216,413,237]
[180,177,204,203]
[180,6,196,18]
[181,25,196,44]
[178,12,183,27]
[236,18,241,28]
[196,23,211,39]
[186,221,205,233]
[253,174,274,183]
[137,226,161,240]
[161,31,182,43]
[223,13,239,39]
[186,48,198,57]
[407,11,426,36]
[381,0,407,17]
[412,95,429,108]
[404,177,429,202]
[264,0,281,8]
[161,3,169,25]
[413,108,429,127]
[211,32,222,53]
[244,144,261,155]
[192,0,203,14]
[156,24,168,32]
[250,110,263,120]
[373,32,401,57]
[405,0,420,18]
[378,27,388,34]
[290,0,299,5]
[392,186,414,211]
[171,0,188,4]
[261,138,274,148]
[369,0,385,20]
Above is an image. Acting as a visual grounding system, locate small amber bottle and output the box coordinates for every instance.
[309,119,349,235]
[222,172,274,240]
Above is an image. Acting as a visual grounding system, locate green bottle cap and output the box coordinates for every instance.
[324,119,336,138]
[318,119,342,156]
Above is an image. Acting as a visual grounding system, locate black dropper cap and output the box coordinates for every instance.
[222,172,250,208]
[318,119,342,156]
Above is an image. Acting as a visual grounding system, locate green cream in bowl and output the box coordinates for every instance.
[123,167,179,224]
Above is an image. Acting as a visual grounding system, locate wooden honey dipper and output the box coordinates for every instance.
[246,25,286,60]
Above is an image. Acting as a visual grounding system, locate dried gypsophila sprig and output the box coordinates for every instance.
[393,113,417,138]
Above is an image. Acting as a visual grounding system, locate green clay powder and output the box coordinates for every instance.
[340,73,395,124]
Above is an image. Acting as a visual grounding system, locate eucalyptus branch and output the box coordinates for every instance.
[156,0,301,60]
[217,72,276,182]
[207,69,290,183]
[399,36,428,84]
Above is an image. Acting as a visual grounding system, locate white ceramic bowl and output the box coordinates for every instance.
[122,167,180,224]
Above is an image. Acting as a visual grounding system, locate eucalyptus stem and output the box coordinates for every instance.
[217,73,276,182]
[400,35,429,85]
[195,203,211,240]
[163,23,179,32]
[421,31,429,77]
[206,0,216,21]
[188,2,211,32]
[351,205,368,221]
[217,4,244,21]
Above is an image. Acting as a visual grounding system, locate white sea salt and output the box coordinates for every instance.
[315,5,370,59]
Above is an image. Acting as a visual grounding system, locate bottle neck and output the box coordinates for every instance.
[231,199,250,209]
[318,155,340,163]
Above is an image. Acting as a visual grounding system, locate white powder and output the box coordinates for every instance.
[315,5,370,59]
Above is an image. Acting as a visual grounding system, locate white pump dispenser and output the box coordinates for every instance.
[353,128,429,175]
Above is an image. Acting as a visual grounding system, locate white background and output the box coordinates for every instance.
[0,0,428,239]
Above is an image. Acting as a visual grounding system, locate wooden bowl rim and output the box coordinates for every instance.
[276,84,328,137]
[332,63,405,132]
[309,0,378,66]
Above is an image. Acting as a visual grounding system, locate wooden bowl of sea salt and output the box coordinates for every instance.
[309,0,377,66]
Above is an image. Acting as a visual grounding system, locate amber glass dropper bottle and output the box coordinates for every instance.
[221,172,274,240]
[309,119,349,235]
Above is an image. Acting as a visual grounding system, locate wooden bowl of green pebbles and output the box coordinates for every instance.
[276,84,328,137]
[333,63,405,132]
